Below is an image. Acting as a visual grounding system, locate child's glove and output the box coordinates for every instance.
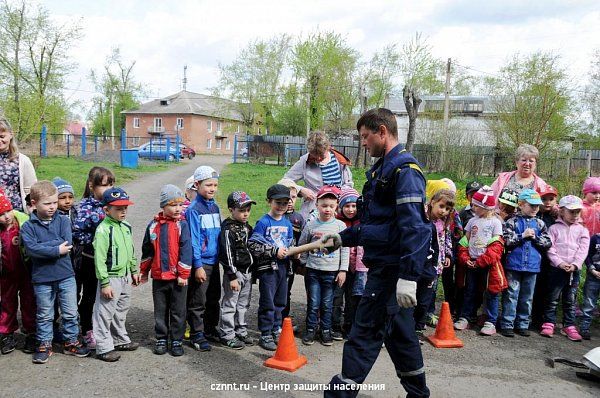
[396,278,417,308]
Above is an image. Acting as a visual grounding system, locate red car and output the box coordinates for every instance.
[179,144,196,159]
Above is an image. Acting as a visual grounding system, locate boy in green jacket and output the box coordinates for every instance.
[92,187,140,362]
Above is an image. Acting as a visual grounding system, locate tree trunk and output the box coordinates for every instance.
[403,85,421,153]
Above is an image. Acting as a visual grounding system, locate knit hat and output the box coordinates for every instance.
[498,188,519,208]
[426,180,451,201]
[160,184,185,208]
[440,178,457,193]
[0,188,12,214]
[339,187,360,208]
[52,177,74,195]
[583,177,600,195]
[193,166,219,182]
[471,185,496,210]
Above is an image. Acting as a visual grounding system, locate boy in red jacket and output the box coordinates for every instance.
[140,185,192,356]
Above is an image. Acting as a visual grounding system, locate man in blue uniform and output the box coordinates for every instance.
[323,108,431,398]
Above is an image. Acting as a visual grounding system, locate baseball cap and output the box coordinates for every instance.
[498,188,519,208]
[185,175,196,190]
[102,187,134,206]
[160,184,184,208]
[267,184,291,200]
[539,185,558,198]
[227,191,256,209]
[518,189,543,205]
[193,166,219,182]
[559,195,583,210]
[316,185,341,200]
[465,181,483,195]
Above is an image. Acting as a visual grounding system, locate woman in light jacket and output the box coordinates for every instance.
[490,144,548,200]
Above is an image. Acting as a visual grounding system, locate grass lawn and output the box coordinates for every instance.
[216,163,497,225]
[33,156,175,198]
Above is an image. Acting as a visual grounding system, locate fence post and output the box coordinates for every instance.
[94,135,98,153]
[81,127,87,156]
[166,137,171,162]
[40,125,47,158]
[66,134,70,158]
[586,149,592,177]
[233,134,238,163]
[121,128,126,150]
[176,134,181,163]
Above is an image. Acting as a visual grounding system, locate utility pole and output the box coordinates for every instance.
[183,65,188,91]
[110,91,115,149]
[440,58,451,171]
[306,89,311,137]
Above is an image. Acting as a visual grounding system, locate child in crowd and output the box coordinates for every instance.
[21,181,90,364]
[183,175,196,211]
[582,233,600,340]
[185,166,221,351]
[542,195,590,341]
[497,189,519,221]
[501,189,551,337]
[455,186,506,334]
[217,191,257,350]
[248,184,293,351]
[278,178,305,325]
[426,189,457,324]
[298,186,349,346]
[333,187,366,338]
[0,188,36,354]
[93,187,140,362]
[73,166,114,348]
[53,177,77,223]
[459,181,482,227]
[531,185,559,328]
[140,185,192,356]
[581,177,600,236]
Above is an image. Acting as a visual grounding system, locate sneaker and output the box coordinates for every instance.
[84,330,96,349]
[453,317,469,330]
[96,350,121,362]
[64,340,91,357]
[204,329,220,343]
[258,335,277,351]
[23,334,37,354]
[237,334,256,346]
[479,322,496,336]
[115,342,139,351]
[580,329,591,340]
[561,326,582,342]
[302,329,316,346]
[272,329,282,345]
[0,334,17,355]
[426,314,439,327]
[190,333,211,352]
[153,339,167,355]
[540,322,554,338]
[331,330,344,341]
[514,328,531,337]
[500,328,515,338]
[32,342,53,364]
[221,336,244,350]
[320,330,333,346]
[170,340,184,356]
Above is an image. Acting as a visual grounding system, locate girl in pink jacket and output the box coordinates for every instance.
[541,195,590,341]
[581,177,600,236]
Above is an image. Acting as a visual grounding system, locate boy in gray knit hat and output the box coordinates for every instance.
[53,177,77,224]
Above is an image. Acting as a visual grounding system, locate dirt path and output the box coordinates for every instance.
[1,155,599,397]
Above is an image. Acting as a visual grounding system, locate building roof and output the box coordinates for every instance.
[121,90,246,122]
[386,95,497,115]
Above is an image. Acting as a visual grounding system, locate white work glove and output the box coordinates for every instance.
[321,233,342,254]
[396,278,417,308]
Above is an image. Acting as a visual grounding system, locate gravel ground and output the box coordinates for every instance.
[0,155,598,397]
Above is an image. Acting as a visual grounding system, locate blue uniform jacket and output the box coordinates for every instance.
[185,195,221,268]
[339,144,431,282]
[20,211,74,284]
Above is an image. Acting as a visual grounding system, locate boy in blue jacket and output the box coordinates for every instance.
[20,181,90,364]
[185,166,221,351]
[501,189,551,337]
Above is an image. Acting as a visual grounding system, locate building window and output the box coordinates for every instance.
[216,121,222,132]
[216,139,222,150]
[226,140,231,150]
[176,118,184,129]
[207,139,212,149]
[154,118,163,130]
[133,117,140,128]
[207,120,212,132]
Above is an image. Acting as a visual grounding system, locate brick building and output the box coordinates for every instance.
[122,90,247,154]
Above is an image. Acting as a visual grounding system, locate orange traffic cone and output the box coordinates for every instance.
[426,301,464,348]
[264,317,308,372]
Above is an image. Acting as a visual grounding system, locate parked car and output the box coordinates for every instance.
[179,143,196,159]
[136,141,179,161]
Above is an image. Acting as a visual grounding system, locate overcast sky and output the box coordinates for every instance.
[44,0,600,118]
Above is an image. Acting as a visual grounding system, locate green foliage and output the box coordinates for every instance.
[584,50,600,135]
